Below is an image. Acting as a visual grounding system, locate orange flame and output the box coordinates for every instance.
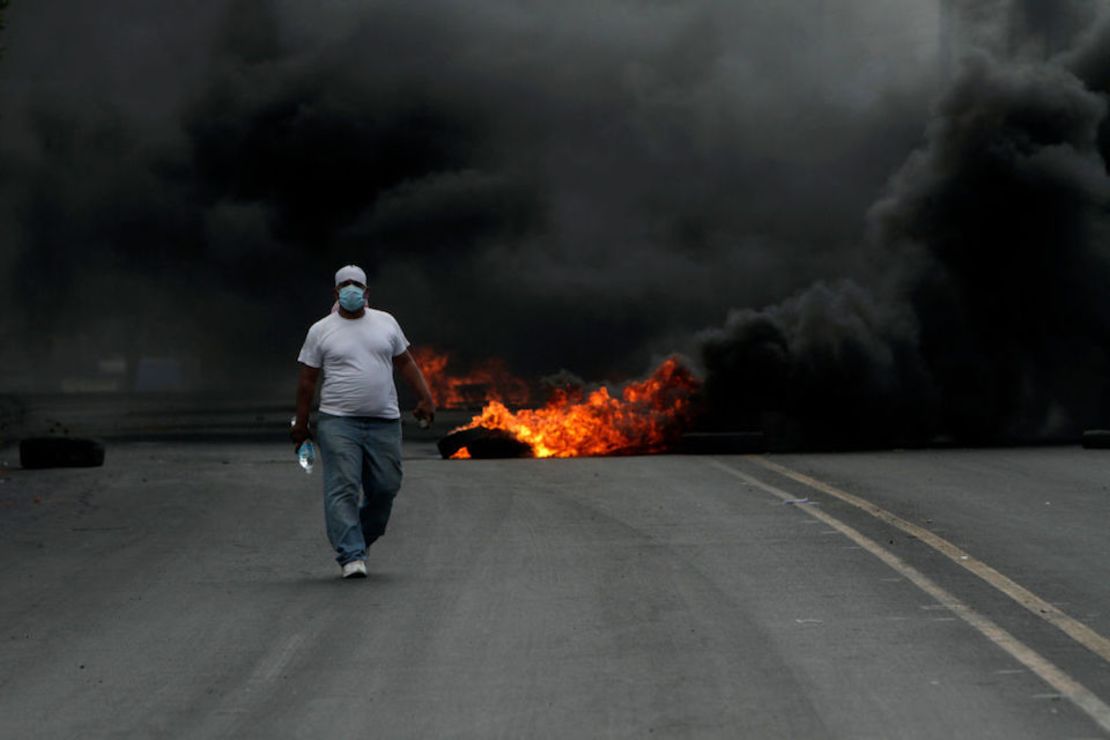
[412,346,532,409]
[450,357,700,458]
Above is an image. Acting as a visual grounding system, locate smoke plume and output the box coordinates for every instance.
[700,5,1110,445]
[0,0,939,392]
[4,0,1108,446]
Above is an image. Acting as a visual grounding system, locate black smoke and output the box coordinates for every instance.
[700,6,1110,446]
[0,0,939,393]
[7,0,1107,446]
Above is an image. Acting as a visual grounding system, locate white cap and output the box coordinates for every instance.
[335,265,367,287]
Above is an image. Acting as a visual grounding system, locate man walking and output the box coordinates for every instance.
[291,265,436,578]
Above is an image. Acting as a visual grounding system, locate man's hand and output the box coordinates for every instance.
[290,421,311,450]
[414,398,435,427]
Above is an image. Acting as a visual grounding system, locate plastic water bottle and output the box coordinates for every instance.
[297,440,316,474]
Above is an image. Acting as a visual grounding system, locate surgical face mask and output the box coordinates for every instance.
[338,285,365,311]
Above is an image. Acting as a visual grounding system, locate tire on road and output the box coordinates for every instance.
[437,428,534,459]
[1081,430,1110,449]
[679,432,766,454]
[20,437,106,469]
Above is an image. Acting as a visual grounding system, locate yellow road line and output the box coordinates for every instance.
[748,455,1110,665]
[709,459,1110,735]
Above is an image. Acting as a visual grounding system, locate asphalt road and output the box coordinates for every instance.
[2,440,1109,738]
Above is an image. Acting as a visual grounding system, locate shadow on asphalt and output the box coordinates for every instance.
[260,572,408,590]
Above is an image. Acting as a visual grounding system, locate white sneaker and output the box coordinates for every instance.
[341,560,367,579]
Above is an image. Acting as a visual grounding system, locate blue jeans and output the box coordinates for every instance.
[316,414,403,565]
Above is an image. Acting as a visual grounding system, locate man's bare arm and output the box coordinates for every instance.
[394,350,436,424]
[291,363,320,447]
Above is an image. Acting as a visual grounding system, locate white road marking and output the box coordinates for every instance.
[253,633,306,684]
[748,456,1110,667]
[214,632,310,729]
[710,459,1110,735]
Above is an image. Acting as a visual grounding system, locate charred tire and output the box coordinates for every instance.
[1081,430,1110,449]
[437,428,534,459]
[20,437,106,469]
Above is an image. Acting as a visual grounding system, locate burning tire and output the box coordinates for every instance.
[437,427,534,459]
[20,437,106,469]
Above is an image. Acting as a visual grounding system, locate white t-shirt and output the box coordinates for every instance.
[297,309,411,418]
